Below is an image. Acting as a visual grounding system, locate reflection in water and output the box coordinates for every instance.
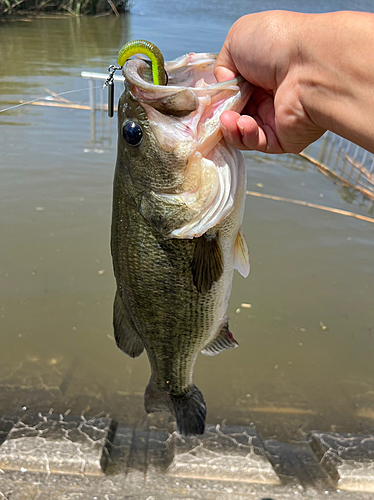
[0,15,131,119]
[0,15,129,76]
[0,9,374,442]
[88,109,113,148]
[268,150,374,211]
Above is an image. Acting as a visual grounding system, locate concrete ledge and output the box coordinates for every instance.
[311,431,374,492]
[166,424,280,485]
[1,413,374,498]
[0,413,115,476]
[108,425,173,474]
[264,438,334,493]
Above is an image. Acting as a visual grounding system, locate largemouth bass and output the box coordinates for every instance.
[111,51,251,435]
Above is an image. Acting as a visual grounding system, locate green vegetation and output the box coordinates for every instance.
[0,0,131,17]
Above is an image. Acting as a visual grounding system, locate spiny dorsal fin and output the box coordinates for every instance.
[234,229,250,277]
[113,291,144,358]
[201,320,238,356]
[191,232,223,294]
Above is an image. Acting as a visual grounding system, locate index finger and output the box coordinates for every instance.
[214,40,239,82]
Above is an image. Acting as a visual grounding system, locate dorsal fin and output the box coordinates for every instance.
[191,232,223,294]
[234,229,250,277]
[201,320,238,356]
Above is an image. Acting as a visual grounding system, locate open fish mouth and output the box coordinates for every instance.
[123,53,252,239]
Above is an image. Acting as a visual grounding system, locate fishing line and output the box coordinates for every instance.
[0,85,103,114]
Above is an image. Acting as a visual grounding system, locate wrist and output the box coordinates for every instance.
[296,12,374,150]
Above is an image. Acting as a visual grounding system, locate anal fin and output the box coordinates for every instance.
[234,229,250,277]
[201,320,238,356]
[192,231,223,294]
[113,291,144,358]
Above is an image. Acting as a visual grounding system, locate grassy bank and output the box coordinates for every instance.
[0,0,131,17]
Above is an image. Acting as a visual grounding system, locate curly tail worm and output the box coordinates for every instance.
[117,40,166,86]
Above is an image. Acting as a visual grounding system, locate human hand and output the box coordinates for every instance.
[214,11,326,154]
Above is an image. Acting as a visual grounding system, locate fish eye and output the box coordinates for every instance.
[122,120,143,146]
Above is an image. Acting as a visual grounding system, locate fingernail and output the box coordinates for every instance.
[221,123,228,135]
[237,119,245,136]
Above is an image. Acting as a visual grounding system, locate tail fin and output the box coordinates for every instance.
[144,379,206,436]
[170,386,206,435]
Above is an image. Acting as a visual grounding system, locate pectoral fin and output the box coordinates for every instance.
[234,229,250,277]
[113,291,144,358]
[201,320,238,356]
[191,232,223,293]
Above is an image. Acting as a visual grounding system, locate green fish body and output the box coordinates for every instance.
[111,53,251,435]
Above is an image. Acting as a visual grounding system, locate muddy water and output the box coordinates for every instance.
[0,0,374,441]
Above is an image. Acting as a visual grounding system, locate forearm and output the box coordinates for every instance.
[297,11,374,152]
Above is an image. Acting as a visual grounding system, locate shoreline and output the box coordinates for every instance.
[0,0,130,19]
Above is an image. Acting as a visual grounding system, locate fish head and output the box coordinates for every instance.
[117,53,252,237]
[117,81,197,192]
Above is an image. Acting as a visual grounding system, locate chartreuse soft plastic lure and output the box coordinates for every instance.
[117,40,166,86]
